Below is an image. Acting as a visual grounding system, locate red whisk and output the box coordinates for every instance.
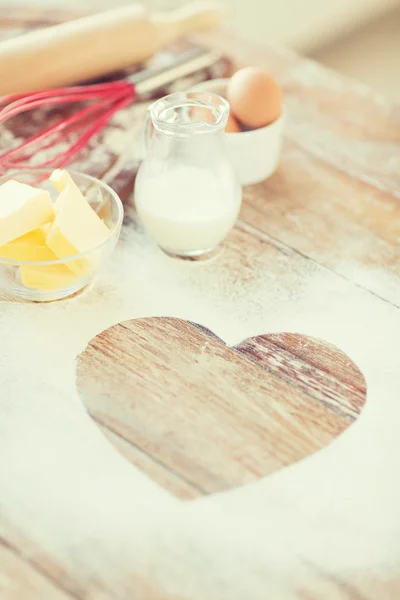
[0,48,221,173]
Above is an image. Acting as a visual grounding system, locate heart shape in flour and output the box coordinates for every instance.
[76,318,366,499]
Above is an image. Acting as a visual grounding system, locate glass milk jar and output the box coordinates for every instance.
[134,91,242,257]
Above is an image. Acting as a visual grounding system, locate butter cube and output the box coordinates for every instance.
[46,183,109,275]
[50,169,112,226]
[49,169,79,195]
[0,226,56,262]
[0,180,55,246]
[20,264,78,291]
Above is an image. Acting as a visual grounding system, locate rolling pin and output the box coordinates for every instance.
[0,2,223,95]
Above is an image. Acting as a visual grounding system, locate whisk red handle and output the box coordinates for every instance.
[0,48,221,172]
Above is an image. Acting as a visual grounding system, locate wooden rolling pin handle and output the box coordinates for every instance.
[0,2,223,95]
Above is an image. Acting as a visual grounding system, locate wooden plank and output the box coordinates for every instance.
[0,12,232,204]
[99,424,200,499]
[76,278,365,496]
[0,216,370,598]
[198,32,400,306]
[235,332,365,419]
[0,521,88,600]
[0,7,399,600]
[0,519,189,600]
[240,142,400,306]
[203,29,400,192]
[3,11,398,309]
[0,538,73,600]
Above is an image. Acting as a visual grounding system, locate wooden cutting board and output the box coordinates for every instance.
[0,5,400,600]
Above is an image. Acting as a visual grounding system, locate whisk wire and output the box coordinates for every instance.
[1,96,120,163]
[2,94,133,171]
[0,81,136,172]
[0,81,134,113]
[0,49,219,172]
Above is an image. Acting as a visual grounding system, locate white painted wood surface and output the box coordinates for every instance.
[0,5,400,599]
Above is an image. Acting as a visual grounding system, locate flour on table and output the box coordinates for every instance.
[0,207,399,599]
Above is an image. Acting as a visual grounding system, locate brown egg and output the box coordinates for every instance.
[227,67,283,129]
[225,112,241,133]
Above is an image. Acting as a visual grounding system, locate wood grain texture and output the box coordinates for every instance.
[198,31,400,306]
[0,520,87,599]
[1,5,399,600]
[99,424,199,499]
[0,539,72,600]
[77,318,365,497]
[241,145,400,306]
[0,14,232,202]
[0,520,183,600]
[236,332,366,419]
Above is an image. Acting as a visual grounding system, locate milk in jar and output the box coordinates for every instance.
[135,164,241,255]
[134,90,242,257]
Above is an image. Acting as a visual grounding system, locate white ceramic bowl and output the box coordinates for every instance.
[189,78,283,186]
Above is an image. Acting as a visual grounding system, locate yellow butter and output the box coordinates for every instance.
[50,169,79,195]
[46,182,109,275]
[50,169,112,227]
[0,225,56,262]
[20,263,78,291]
[0,180,55,246]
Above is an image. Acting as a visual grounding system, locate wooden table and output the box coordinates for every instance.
[0,5,400,600]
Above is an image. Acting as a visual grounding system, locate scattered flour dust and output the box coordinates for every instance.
[0,208,400,599]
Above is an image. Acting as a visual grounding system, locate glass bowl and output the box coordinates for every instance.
[0,169,124,302]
